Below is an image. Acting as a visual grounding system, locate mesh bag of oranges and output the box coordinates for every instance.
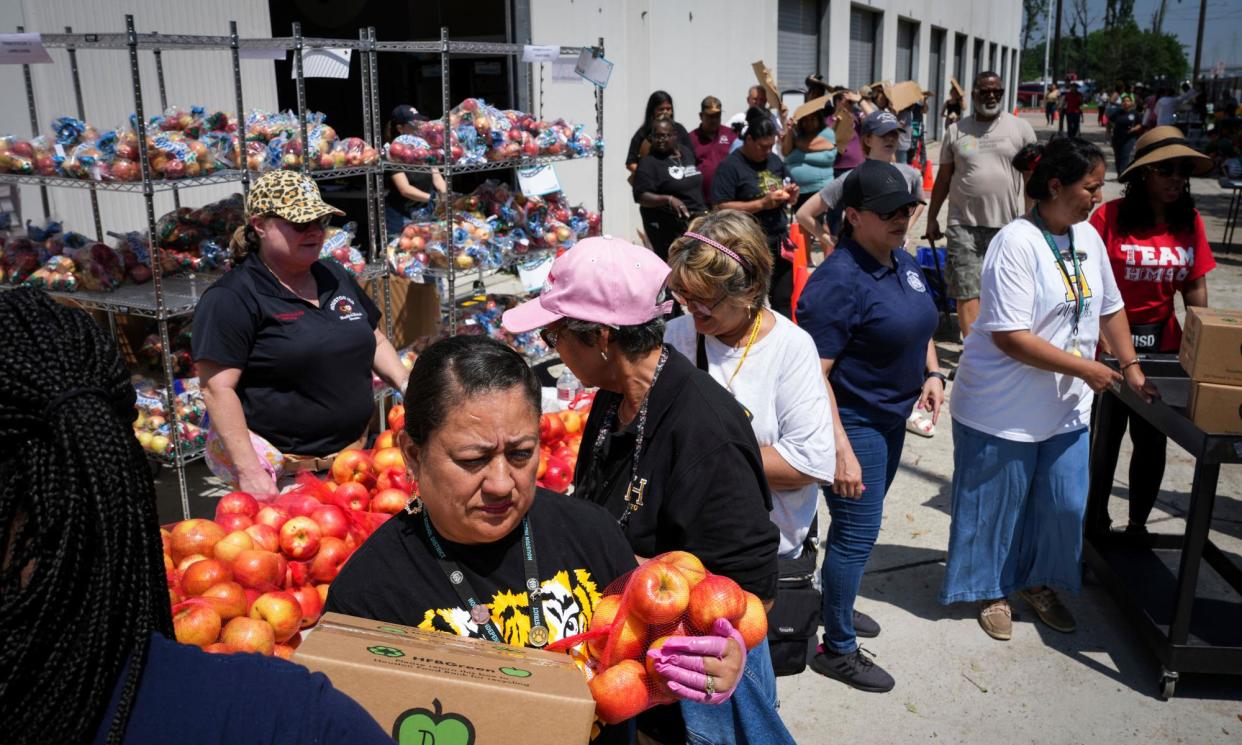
[547,550,768,724]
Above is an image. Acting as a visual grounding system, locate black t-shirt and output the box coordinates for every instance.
[632,145,706,213]
[385,169,435,215]
[626,121,693,166]
[192,254,381,456]
[1111,110,1140,147]
[711,149,790,245]
[571,347,779,601]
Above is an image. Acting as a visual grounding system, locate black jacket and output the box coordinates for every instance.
[572,346,779,600]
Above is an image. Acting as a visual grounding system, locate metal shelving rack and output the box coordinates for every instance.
[370,29,606,333]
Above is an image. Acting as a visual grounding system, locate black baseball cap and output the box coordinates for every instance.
[840,160,923,214]
[391,104,427,125]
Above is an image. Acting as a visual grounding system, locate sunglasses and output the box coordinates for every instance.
[1148,160,1195,179]
[282,215,332,232]
[975,88,1005,99]
[670,289,729,317]
[871,204,916,222]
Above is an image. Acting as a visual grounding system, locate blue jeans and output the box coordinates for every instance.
[680,638,794,745]
[384,205,409,238]
[940,421,1089,604]
[819,413,907,654]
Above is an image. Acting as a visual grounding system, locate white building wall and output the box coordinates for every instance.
[0,0,278,236]
[530,0,1021,243]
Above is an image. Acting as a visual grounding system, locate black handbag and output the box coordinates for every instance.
[766,518,822,676]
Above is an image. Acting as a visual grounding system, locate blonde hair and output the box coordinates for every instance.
[228,223,262,265]
[667,210,772,310]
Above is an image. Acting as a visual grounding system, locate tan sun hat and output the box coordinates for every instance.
[1118,125,1214,183]
[246,170,346,222]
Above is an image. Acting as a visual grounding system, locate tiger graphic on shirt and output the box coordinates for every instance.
[1055,249,1094,305]
[415,568,604,667]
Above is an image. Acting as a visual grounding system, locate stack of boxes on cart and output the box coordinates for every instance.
[1180,307,1242,433]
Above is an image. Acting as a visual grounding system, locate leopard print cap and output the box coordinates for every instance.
[246,170,346,222]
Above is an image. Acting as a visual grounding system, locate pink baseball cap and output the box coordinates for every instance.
[502,236,673,333]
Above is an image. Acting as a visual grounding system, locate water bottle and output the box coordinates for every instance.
[556,368,581,404]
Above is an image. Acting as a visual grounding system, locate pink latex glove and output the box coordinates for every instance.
[647,618,746,704]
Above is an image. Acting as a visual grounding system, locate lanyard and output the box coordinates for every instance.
[1030,207,1083,337]
[589,345,670,528]
[421,512,548,647]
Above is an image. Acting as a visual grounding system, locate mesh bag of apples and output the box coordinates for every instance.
[165,474,395,658]
[547,551,768,725]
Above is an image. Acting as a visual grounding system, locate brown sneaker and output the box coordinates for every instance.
[1019,586,1076,633]
[978,599,1012,641]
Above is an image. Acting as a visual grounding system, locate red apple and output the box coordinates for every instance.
[169,519,226,564]
[254,506,290,532]
[589,659,651,725]
[644,635,678,702]
[310,504,350,540]
[279,516,322,560]
[221,616,275,656]
[736,591,768,650]
[658,551,707,590]
[244,523,280,552]
[177,554,209,573]
[284,494,321,518]
[232,549,286,592]
[291,584,324,628]
[214,530,255,564]
[216,491,260,518]
[182,558,234,596]
[164,553,174,572]
[372,446,405,472]
[249,590,302,642]
[316,583,331,605]
[274,643,296,660]
[331,449,375,487]
[215,513,253,533]
[203,642,233,654]
[687,575,747,633]
[285,559,311,589]
[628,561,690,625]
[588,595,646,663]
[539,412,566,444]
[387,404,405,431]
[309,536,350,583]
[334,481,370,512]
[201,581,248,621]
[374,430,396,450]
[376,467,413,494]
[542,458,572,493]
[173,602,222,648]
[370,488,410,514]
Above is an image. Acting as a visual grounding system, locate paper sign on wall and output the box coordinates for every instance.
[522,45,560,63]
[518,255,555,294]
[517,165,562,196]
[574,49,613,88]
[295,48,352,79]
[0,33,52,64]
[551,59,580,83]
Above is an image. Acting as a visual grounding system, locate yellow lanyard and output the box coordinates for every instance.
[725,312,764,392]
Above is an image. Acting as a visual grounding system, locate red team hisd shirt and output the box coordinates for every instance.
[1089,199,1216,352]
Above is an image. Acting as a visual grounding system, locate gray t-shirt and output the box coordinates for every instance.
[940,113,1037,228]
[817,162,925,207]
[896,109,913,151]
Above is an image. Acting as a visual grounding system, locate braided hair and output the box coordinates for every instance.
[0,288,172,745]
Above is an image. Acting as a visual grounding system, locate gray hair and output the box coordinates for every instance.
[564,317,666,360]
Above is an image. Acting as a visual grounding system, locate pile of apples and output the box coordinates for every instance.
[537,405,589,493]
[168,405,416,656]
[581,552,768,725]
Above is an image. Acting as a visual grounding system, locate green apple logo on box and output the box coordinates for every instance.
[499,666,532,678]
[393,699,476,745]
[367,645,405,658]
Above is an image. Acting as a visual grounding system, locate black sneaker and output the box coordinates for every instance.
[810,646,895,692]
[853,610,881,638]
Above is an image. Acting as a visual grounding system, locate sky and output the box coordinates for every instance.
[1029,0,1242,71]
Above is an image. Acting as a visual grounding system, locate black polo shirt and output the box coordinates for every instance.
[192,253,381,457]
[571,346,779,601]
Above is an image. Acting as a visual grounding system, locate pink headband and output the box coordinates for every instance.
[683,231,752,273]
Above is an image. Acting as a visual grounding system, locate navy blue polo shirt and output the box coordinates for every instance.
[192,253,380,456]
[796,238,938,428]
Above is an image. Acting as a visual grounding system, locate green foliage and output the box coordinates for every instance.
[1018,21,1187,84]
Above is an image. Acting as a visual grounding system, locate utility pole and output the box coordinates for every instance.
[1042,0,1054,99]
[1052,0,1065,134]
[1191,0,1207,82]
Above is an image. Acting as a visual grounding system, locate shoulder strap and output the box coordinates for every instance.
[696,333,708,371]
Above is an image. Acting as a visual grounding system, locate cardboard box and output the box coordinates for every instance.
[294,613,596,744]
[363,275,442,350]
[1179,307,1242,385]
[1187,382,1242,434]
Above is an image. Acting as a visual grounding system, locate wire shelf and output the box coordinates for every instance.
[0,170,245,192]
[381,151,598,176]
[147,442,207,467]
[16,274,223,319]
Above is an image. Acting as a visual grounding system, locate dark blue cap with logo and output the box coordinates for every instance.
[861,110,905,136]
[840,160,923,214]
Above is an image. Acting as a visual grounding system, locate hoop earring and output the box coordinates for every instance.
[402,495,423,515]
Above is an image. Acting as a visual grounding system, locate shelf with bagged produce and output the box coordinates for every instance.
[14,273,222,319]
[381,150,598,176]
[0,169,246,192]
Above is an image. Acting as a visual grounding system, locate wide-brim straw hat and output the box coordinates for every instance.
[1119,125,1214,182]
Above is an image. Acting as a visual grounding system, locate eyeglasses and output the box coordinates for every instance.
[539,325,563,349]
[1149,160,1195,178]
[283,215,332,232]
[873,204,917,222]
[670,289,729,317]
[975,88,1005,99]
[650,132,676,141]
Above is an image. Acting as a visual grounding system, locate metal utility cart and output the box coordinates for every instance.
[1085,355,1242,699]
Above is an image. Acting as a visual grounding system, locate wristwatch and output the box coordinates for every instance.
[925,370,948,384]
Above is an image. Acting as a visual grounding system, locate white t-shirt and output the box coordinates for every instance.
[666,311,835,558]
[950,218,1125,442]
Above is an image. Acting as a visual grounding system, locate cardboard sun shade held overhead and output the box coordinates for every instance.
[751,60,782,110]
[793,95,831,122]
[886,81,924,113]
[950,77,966,100]
[295,613,597,745]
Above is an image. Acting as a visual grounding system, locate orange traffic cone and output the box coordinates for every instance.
[789,223,809,322]
[922,156,934,193]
